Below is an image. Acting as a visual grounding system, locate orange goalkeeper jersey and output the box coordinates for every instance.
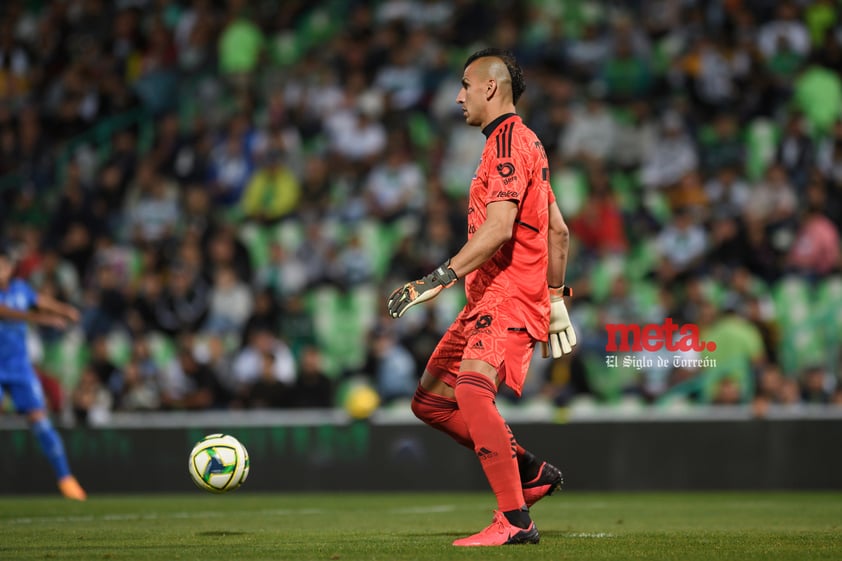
[465,113,554,340]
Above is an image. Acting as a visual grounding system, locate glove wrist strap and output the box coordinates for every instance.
[433,261,458,288]
[549,285,572,298]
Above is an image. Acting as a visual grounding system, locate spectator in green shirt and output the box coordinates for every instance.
[794,61,842,136]
[218,7,265,82]
[699,300,766,403]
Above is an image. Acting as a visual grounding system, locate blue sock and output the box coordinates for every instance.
[32,418,71,480]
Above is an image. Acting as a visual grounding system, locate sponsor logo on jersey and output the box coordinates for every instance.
[475,315,493,329]
[495,190,519,199]
[497,162,515,177]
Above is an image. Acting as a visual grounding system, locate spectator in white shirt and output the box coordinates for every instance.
[757,3,810,61]
[560,96,617,165]
[232,326,297,396]
[704,165,751,219]
[744,163,798,226]
[363,139,426,223]
[656,207,708,284]
[326,90,387,166]
[641,111,699,190]
[204,265,253,335]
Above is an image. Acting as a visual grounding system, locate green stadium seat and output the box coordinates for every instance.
[407,112,434,151]
[656,356,753,405]
[41,330,88,392]
[812,275,842,365]
[642,188,671,225]
[792,327,826,370]
[624,240,658,280]
[348,284,378,338]
[571,301,599,334]
[814,275,842,332]
[106,331,132,368]
[127,247,144,283]
[744,118,780,181]
[273,219,305,252]
[771,276,817,374]
[147,332,177,369]
[582,354,637,404]
[270,31,303,67]
[552,167,588,218]
[610,170,638,214]
[629,279,660,313]
[306,286,349,377]
[772,276,811,325]
[239,222,271,271]
[589,254,626,303]
[700,277,727,308]
[354,219,398,281]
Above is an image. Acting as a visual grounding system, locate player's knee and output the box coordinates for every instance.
[27,409,47,424]
[454,372,497,407]
[30,414,55,440]
[411,389,436,425]
[411,387,452,425]
[410,394,426,422]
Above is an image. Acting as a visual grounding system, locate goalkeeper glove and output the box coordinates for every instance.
[387,261,458,319]
[542,285,577,359]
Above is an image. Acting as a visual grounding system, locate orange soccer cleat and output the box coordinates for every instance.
[58,475,87,501]
[522,460,563,508]
[452,510,539,547]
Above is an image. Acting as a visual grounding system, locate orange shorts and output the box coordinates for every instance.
[425,306,536,396]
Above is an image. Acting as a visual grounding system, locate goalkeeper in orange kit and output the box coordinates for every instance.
[387,48,576,546]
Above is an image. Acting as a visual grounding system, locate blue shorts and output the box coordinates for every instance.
[0,364,46,413]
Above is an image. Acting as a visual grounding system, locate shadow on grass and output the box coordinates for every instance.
[195,531,250,537]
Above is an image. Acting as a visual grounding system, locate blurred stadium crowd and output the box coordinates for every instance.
[1,0,842,423]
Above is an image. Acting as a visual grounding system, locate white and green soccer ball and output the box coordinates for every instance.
[188,434,250,493]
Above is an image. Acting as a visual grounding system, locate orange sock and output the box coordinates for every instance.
[454,372,525,512]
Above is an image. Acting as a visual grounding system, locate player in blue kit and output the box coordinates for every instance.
[0,245,86,500]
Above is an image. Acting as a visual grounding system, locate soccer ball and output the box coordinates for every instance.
[188,434,250,493]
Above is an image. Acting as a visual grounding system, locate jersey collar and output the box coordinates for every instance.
[482,113,518,138]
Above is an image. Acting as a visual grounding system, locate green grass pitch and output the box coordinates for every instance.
[1,492,840,560]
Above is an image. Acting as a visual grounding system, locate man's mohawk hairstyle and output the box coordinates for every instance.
[464,48,526,104]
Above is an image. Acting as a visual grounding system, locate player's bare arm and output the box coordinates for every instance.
[547,201,569,288]
[0,303,68,329]
[449,200,518,278]
[35,293,81,323]
[543,201,576,358]
[0,303,50,325]
[387,200,518,319]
